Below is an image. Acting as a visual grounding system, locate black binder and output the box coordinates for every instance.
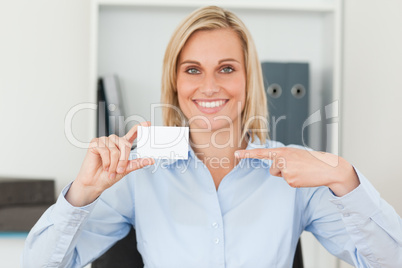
[97,78,109,137]
[97,75,125,137]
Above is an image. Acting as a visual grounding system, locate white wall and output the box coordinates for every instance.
[340,3,402,266]
[0,0,91,194]
[342,0,402,216]
[0,1,91,267]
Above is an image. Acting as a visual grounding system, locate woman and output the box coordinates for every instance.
[23,6,401,267]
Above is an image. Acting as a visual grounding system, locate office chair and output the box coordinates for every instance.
[92,227,303,268]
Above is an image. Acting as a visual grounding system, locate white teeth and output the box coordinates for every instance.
[197,100,226,108]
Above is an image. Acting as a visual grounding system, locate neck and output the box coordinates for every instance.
[189,119,249,191]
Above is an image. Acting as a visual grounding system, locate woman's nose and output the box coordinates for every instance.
[199,74,219,96]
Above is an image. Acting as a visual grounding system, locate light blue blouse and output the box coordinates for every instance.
[22,139,402,267]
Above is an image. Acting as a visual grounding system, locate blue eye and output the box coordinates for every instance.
[221,66,234,73]
[186,68,200,74]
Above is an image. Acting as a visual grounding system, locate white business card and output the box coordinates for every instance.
[136,126,189,159]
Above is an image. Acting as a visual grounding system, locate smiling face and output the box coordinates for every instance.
[176,28,246,132]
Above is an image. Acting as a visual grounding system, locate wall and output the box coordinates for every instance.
[0,0,91,194]
[342,0,402,216]
[340,2,402,266]
[0,1,91,267]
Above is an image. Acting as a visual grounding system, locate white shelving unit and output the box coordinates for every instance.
[90,0,346,267]
[90,0,343,152]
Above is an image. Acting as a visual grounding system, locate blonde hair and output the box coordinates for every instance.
[161,6,268,144]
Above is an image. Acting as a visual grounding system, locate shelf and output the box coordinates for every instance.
[91,0,342,152]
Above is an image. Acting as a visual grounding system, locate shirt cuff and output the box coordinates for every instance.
[48,182,99,235]
[329,166,381,224]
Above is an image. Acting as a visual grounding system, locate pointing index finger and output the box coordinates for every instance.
[234,148,281,160]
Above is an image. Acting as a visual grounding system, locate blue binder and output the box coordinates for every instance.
[261,62,309,146]
[261,62,287,143]
[286,63,309,146]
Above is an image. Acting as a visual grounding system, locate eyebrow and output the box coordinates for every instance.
[219,58,240,64]
[179,58,240,66]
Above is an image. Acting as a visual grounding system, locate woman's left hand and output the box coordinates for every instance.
[235,147,360,197]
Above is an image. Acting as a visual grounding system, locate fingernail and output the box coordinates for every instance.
[117,167,124,173]
[109,173,116,180]
[234,151,240,158]
[105,167,109,172]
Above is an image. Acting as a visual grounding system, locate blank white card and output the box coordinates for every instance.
[136,126,189,159]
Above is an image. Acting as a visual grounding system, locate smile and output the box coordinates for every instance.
[192,99,229,114]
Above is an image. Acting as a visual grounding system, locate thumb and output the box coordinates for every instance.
[124,121,151,144]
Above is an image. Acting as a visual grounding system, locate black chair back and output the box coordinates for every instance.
[92,227,303,268]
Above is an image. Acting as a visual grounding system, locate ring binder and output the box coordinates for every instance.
[261,62,309,146]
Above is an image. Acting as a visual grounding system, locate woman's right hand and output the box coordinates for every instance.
[65,121,155,207]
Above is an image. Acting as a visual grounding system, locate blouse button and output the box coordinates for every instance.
[212,222,219,228]
[214,238,220,244]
